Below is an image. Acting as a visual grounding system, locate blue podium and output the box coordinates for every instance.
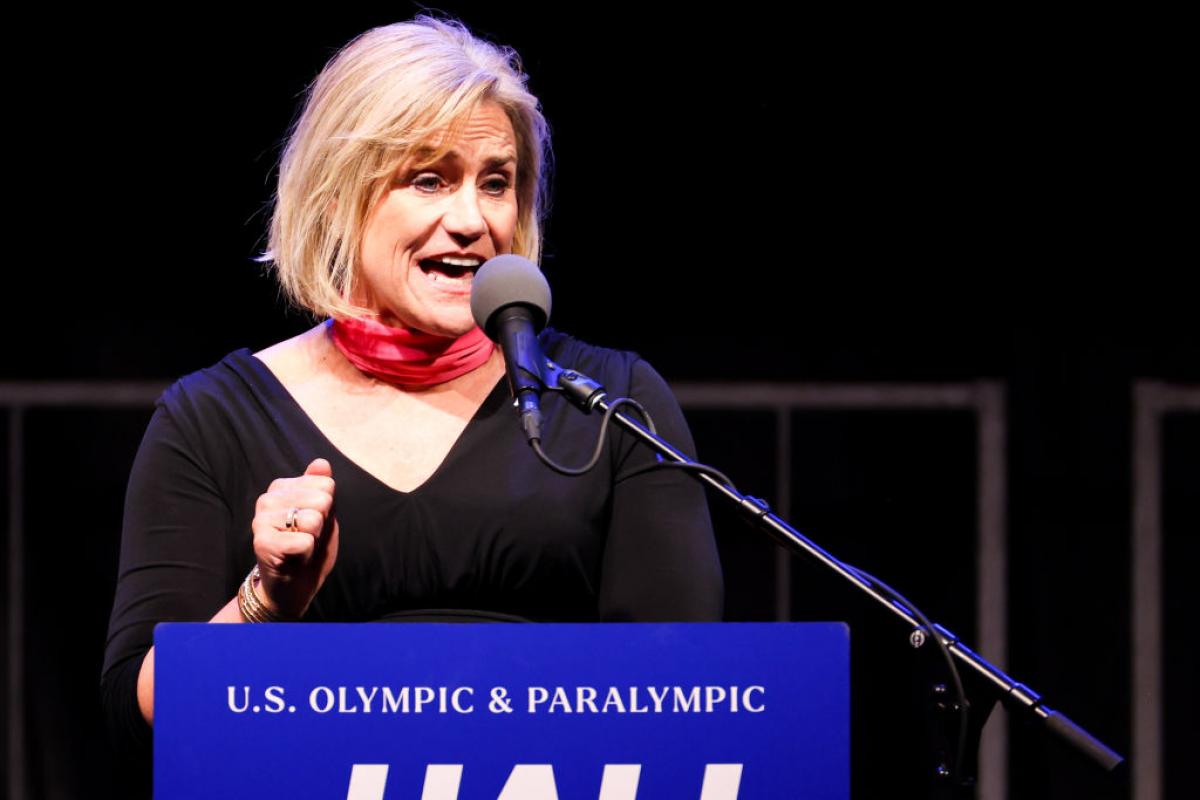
[155,623,848,799]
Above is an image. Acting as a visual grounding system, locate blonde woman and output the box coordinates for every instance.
[102,15,722,770]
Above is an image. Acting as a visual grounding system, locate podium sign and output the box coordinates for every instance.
[156,622,848,799]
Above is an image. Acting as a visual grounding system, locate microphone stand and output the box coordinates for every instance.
[538,362,1124,796]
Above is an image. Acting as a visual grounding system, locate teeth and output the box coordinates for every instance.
[435,256,482,268]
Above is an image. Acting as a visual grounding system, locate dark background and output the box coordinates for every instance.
[4,4,1193,799]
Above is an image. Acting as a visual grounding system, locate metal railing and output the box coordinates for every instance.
[674,381,1008,800]
[2,381,167,800]
[1131,382,1200,800]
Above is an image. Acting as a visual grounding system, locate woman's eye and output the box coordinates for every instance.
[482,176,512,195]
[411,173,443,192]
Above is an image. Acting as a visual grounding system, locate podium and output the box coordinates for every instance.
[155,623,848,799]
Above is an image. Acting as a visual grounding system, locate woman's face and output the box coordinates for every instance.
[355,100,519,337]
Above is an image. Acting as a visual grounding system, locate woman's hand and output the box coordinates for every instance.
[250,457,340,619]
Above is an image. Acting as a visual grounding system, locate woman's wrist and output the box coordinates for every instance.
[238,566,293,622]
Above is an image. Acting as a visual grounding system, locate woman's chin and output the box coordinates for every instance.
[412,312,478,339]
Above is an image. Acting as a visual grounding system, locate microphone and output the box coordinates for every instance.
[471,255,553,441]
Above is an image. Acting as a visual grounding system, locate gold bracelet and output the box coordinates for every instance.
[237,577,259,622]
[251,566,288,621]
[237,570,265,622]
[238,566,288,623]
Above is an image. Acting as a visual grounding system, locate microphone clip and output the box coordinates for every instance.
[511,356,608,442]
[533,358,607,413]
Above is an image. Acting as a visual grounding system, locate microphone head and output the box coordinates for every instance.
[471,254,552,339]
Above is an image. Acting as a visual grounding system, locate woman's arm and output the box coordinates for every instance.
[103,403,237,750]
[599,359,724,621]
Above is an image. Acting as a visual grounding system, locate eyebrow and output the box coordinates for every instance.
[483,155,517,170]
[408,147,517,170]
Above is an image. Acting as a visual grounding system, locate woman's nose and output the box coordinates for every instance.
[443,185,487,243]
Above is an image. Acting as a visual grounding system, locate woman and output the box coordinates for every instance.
[102,15,722,768]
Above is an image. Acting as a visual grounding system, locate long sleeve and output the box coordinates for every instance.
[100,402,239,762]
[599,358,724,621]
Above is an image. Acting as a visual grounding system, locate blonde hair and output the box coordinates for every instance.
[262,16,550,319]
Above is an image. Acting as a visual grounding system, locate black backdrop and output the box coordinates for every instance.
[4,4,1194,799]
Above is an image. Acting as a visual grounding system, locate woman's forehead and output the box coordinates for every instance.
[402,102,517,168]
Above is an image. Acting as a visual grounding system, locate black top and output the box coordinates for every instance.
[101,329,723,763]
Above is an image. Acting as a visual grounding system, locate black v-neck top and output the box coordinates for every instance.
[101,329,722,761]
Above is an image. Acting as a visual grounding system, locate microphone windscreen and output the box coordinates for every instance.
[470,255,552,337]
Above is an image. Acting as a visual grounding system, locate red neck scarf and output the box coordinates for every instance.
[330,317,495,388]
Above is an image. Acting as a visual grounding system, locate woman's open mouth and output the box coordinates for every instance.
[417,256,483,294]
[419,256,482,279]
